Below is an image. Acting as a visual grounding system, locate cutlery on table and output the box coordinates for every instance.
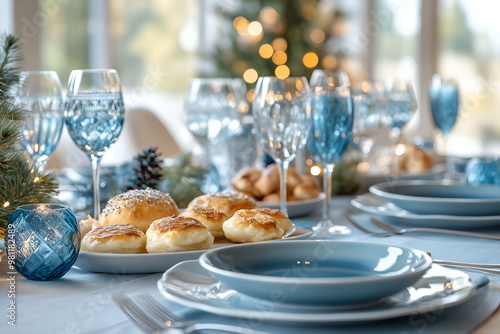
[112,293,271,334]
[370,217,500,240]
[345,214,500,275]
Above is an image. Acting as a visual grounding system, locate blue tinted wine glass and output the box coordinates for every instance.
[308,69,354,238]
[429,74,459,179]
[252,76,312,218]
[64,69,125,220]
[16,71,64,171]
[385,78,418,171]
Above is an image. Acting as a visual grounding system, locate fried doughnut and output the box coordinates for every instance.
[222,209,284,243]
[146,216,214,253]
[187,191,256,218]
[180,206,228,239]
[81,224,146,254]
[252,207,294,233]
[99,188,179,232]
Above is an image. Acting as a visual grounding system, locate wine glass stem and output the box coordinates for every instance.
[34,155,49,172]
[91,155,102,221]
[276,160,290,218]
[322,164,334,222]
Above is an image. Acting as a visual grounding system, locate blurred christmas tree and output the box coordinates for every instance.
[207,0,348,85]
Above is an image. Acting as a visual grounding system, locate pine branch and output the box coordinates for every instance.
[0,34,59,238]
[0,34,21,98]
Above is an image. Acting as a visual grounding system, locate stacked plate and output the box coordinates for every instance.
[157,240,476,324]
[352,180,500,228]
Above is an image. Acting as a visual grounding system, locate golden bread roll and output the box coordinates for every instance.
[99,188,179,232]
[293,184,321,200]
[222,209,284,243]
[188,191,256,218]
[146,216,214,253]
[260,192,281,203]
[300,174,321,188]
[81,224,146,254]
[252,207,294,233]
[180,206,228,239]
[286,167,302,192]
[399,144,434,173]
[78,217,96,239]
[231,167,263,197]
[254,164,280,195]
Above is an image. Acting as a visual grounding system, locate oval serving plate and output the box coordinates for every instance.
[73,227,311,274]
[369,180,500,216]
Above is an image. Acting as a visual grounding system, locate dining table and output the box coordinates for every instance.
[1,195,499,334]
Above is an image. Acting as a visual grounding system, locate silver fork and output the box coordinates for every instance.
[344,213,391,237]
[344,214,500,275]
[370,217,500,240]
[113,293,271,334]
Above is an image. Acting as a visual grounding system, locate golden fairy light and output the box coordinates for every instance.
[247,21,263,37]
[321,54,337,69]
[272,38,287,52]
[310,28,326,44]
[259,6,279,25]
[272,50,287,65]
[302,52,319,68]
[246,89,254,103]
[243,68,258,83]
[395,143,406,156]
[275,65,290,79]
[233,16,250,36]
[310,165,321,176]
[259,44,274,59]
[3,201,10,208]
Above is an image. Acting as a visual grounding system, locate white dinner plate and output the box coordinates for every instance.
[369,180,500,216]
[351,194,500,229]
[73,227,312,274]
[257,192,325,218]
[157,260,475,324]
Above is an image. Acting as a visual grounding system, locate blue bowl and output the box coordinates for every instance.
[369,180,500,216]
[199,240,431,306]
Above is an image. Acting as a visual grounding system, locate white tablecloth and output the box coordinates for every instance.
[1,197,499,333]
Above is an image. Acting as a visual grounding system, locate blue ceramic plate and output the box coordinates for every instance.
[369,180,500,216]
[199,240,432,306]
[158,260,474,324]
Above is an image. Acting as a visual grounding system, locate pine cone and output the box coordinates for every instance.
[126,147,163,190]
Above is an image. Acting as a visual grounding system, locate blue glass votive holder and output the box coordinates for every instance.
[6,203,81,281]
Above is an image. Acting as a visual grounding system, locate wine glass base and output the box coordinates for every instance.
[310,222,352,239]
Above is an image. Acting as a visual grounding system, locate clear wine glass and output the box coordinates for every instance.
[64,69,125,220]
[429,74,459,179]
[184,78,243,189]
[351,80,388,165]
[16,71,64,171]
[307,69,354,238]
[252,76,312,218]
[385,78,418,144]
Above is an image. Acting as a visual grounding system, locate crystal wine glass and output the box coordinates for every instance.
[184,78,243,189]
[351,80,388,162]
[252,76,312,218]
[64,69,125,220]
[307,69,354,238]
[16,71,64,171]
[385,78,418,144]
[429,74,459,179]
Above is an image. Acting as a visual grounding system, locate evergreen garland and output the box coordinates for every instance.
[0,34,59,238]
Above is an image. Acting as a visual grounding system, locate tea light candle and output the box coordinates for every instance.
[5,203,81,281]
